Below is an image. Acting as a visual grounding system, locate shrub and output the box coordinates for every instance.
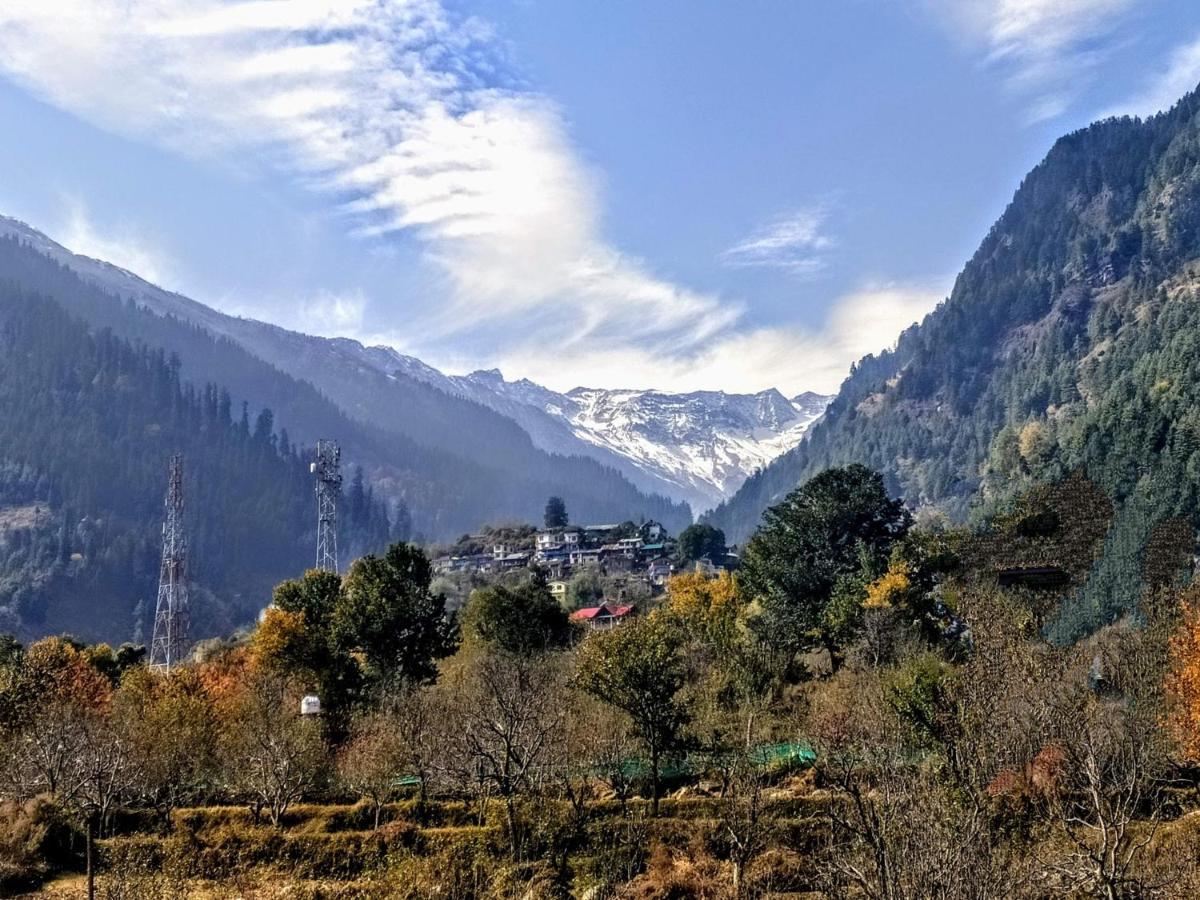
[382,839,500,899]
[746,847,815,893]
[97,839,189,900]
[616,842,730,899]
[0,795,79,893]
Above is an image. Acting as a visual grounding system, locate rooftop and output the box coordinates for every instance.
[571,602,636,621]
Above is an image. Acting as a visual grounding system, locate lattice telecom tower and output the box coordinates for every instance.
[313,440,342,573]
[149,453,189,671]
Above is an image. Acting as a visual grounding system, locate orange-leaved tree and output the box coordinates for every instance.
[1165,585,1200,764]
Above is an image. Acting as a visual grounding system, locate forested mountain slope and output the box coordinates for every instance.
[0,231,690,537]
[708,85,1200,638]
[0,286,397,644]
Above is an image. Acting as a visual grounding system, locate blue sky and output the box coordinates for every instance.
[0,0,1198,394]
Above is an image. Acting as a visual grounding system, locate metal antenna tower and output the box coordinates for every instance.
[149,453,189,671]
[313,440,342,573]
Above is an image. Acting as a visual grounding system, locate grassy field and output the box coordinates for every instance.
[4,788,829,899]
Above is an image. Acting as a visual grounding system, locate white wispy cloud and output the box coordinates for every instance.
[0,1,942,397]
[721,206,833,276]
[490,280,948,395]
[0,0,758,387]
[57,198,176,287]
[929,0,1134,123]
[298,289,368,334]
[1100,34,1200,120]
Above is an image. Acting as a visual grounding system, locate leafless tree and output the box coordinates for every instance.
[822,749,1028,900]
[222,671,326,827]
[338,686,437,829]
[5,701,136,900]
[719,747,771,898]
[2,696,93,804]
[337,711,405,830]
[438,647,567,858]
[1039,697,1166,899]
[73,711,136,900]
[378,682,438,805]
[809,660,1028,900]
[112,668,218,826]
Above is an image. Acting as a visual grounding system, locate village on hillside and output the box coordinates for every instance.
[430,498,734,628]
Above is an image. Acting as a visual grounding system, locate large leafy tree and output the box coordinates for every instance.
[335,543,458,685]
[462,570,573,655]
[575,614,688,815]
[272,569,342,632]
[740,464,911,671]
[677,523,727,563]
[258,544,456,738]
[262,569,360,737]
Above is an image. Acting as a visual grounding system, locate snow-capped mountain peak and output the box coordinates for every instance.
[358,350,830,512]
[432,372,832,513]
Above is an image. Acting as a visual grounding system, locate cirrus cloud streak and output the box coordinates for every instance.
[0,0,937,395]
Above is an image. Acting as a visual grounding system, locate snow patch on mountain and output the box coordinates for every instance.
[555,385,830,513]
[413,365,831,513]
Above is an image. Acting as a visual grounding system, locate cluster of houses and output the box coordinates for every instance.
[434,520,730,630]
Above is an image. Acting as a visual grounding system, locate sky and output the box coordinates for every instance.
[0,1,1198,395]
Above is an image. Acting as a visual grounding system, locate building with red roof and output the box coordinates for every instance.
[570,602,637,630]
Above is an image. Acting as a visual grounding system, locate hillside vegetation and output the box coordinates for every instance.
[0,287,397,643]
[0,231,691,540]
[708,87,1200,637]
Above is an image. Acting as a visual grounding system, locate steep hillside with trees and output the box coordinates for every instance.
[0,228,690,537]
[0,286,400,643]
[708,86,1200,637]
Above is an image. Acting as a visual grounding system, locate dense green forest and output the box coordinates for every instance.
[0,232,690,539]
[0,285,398,644]
[707,86,1200,639]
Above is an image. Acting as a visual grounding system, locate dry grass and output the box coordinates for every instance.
[18,872,385,899]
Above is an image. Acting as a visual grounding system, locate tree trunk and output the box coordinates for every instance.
[86,817,95,900]
[650,747,661,817]
[505,794,521,859]
[373,799,382,831]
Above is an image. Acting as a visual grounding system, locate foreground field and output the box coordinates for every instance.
[12,789,1200,899]
[6,791,832,899]
[19,874,386,899]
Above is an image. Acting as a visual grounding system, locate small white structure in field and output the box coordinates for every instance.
[300,694,321,716]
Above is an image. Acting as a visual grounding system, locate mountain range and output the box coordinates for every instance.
[13,78,1200,646]
[0,215,828,516]
[0,217,693,537]
[343,348,829,512]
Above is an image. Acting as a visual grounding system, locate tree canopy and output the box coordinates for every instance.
[677,522,727,562]
[576,613,688,814]
[740,464,911,668]
[544,496,569,529]
[461,571,573,655]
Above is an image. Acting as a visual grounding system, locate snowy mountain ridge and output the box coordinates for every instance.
[379,354,831,513]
